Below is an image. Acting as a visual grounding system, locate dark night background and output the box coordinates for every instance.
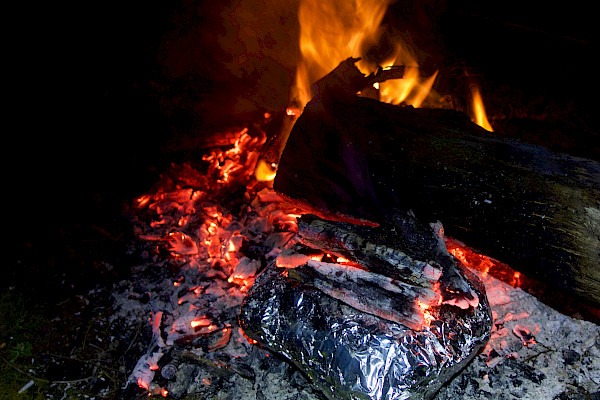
[5,0,597,326]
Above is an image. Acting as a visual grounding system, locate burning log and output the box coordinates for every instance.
[296,214,473,297]
[274,58,600,308]
[286,260,438,331]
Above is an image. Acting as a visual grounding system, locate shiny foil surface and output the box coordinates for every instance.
[240,262,492,400]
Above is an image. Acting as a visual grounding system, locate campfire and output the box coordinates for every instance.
[102,1,600,399]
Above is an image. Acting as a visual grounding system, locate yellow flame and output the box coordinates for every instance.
[292,0,388,107]
[255,159,278,182]
[380,69,439,108]
[292,0,438,109]
[471,86,493,131]
[377,44,438,108]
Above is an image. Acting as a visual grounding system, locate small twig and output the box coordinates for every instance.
[81,315,101,352]
[50,376,93,385]
[523,348,554,363]
[86,343,103,351]
[41,353,122,375]
[523,341,555,363]
[97,369,120,386]
[0,353,49,383]
[55,298,71,307]
[120,319,143,363]
[0,353,98,386]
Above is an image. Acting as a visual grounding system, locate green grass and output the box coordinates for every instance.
[0,289,48,399]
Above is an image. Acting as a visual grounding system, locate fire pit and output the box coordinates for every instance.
[113,116,598,398]
[107,0,599,399]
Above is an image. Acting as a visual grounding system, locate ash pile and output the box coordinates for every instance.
[110,120,599,399]
[111,119,491,399]
[111,119,491,400]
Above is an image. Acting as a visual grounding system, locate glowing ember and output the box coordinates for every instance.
[442,292,479,310]
[167,232,198,256]
[136,194,151,208]
[511,271,521,286]
[501,312,530,322]
[512,324,537,347]
[190,317,211,329]
[446,238,525,291]
[239,327,258,345]
[276,252,310,269]
[416,299,436,326]
[285,107,300,116]
[137,377,149,390]
[208,328,233,352]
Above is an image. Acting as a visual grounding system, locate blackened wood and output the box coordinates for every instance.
[274,73,600,307]
[297,214,470,293]
[295,213,479,308]
[287,262,432,331]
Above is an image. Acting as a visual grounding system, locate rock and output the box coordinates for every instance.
[562,349,581,365]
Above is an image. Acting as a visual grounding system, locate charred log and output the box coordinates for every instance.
[295,214,476,299]
[274,59,600,308]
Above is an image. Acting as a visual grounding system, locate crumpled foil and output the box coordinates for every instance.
[240,257,492,400]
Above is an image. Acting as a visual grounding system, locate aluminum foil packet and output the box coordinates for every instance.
[240,215,493,400]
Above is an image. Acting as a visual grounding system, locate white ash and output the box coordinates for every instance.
[436,269,600,400]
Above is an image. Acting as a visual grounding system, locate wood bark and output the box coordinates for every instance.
[274,60,600,308]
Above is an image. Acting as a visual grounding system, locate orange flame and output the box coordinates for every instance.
[378,53,438,108]
[293,0,389,107]
[292,0,437,109]
[471,86,493,131]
